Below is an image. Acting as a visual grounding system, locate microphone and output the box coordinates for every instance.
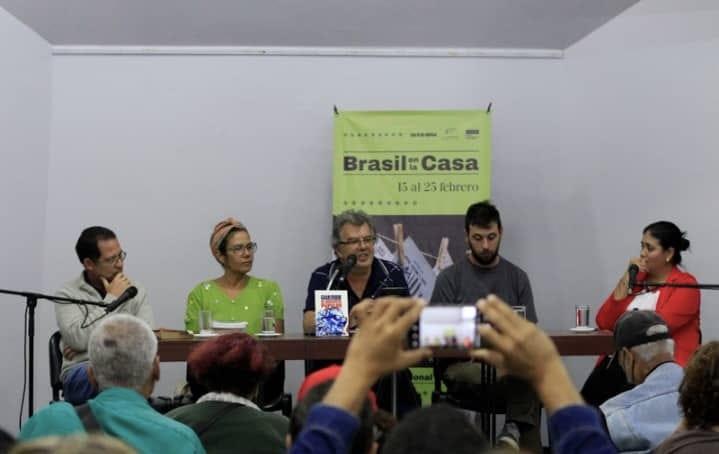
[337,255,358,285]
[326,255,358,290]
[104,286,138,313]
[627,264,639,293]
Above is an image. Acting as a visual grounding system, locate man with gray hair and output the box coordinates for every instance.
[600,310,684,453]
[21,314,204,454]
[302,209,409,334]
[302,210,417,415]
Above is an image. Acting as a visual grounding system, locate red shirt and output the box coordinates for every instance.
[596,266,701,366]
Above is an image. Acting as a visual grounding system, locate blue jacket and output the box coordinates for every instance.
[600,362,683,453]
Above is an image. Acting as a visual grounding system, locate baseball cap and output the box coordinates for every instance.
[613,310,671,351]
[297,365,378,411]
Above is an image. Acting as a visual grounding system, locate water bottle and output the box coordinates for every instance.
[262,300,276,334]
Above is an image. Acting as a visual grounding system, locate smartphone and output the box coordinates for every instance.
[409,305,480,349]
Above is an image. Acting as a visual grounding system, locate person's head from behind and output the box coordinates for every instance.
[381,404,489,454]
[88,314,158,397]
[188,332,274,399]
[76,226,125,282]
[641,221,690,273]
[678,341,719,430]
[332,210,377,271]
[289,366,376,454]
[464,201,502,267]
[289,381,376,454]
[209,218,256,276]
[613,310,674,385]
[10,434,136,454]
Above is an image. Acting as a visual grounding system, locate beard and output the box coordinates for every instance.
[469,242,500,266]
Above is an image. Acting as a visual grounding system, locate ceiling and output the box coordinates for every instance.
[0,0,639,49]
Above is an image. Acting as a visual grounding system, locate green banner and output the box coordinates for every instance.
[333,110,491,215]
[410,366,446,407]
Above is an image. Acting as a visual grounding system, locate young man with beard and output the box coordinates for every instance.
[431,201,541,452]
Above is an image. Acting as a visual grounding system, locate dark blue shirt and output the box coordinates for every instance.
[303,258,409,312]
[289,403,617,454]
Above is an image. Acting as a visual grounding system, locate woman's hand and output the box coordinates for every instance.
[628,256,648,274]
[612,256,647,300]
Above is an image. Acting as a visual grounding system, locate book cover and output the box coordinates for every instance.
[314,290,349,336]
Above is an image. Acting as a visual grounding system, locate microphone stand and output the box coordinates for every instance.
[0,288,106,417]
[634,281,719,291]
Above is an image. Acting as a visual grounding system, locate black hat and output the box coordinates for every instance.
[613,310,671,351]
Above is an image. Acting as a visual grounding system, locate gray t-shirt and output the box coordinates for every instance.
[431,255,537,323]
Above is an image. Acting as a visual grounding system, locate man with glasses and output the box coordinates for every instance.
[55,226,154,405]
[302,210,418,415]
[303,210,408,334]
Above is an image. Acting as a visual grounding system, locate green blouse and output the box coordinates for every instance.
[185,277,284,335]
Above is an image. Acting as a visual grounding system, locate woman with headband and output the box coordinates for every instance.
[185,218,284,335]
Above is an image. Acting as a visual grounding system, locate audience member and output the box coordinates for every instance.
[289,379,376,454]
[10,434,136,454]
[56,226,154,405]
[20,315,204,454]
[167,333,288,454]
[655,341,719,453]
[381,404,489,454]
[288,295,620,453]
[600,310,683,452]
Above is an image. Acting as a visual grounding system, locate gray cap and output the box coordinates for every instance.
[613,310,671,350]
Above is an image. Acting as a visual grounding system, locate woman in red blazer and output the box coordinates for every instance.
[583,221,700,405]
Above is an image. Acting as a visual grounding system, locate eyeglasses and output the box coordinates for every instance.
[227,242,258,254]
[338,236,377,247]
[98,250,127,265]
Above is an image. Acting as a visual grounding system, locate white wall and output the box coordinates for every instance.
[558,0,719,383]
[40,54,563,400]
[4,0,718,436]
[0,7,51,433]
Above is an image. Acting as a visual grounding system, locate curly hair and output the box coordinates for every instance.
[679,341,719,429]
[188,333,275,397]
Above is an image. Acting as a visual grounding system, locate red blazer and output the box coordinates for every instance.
[596,266,701,366]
